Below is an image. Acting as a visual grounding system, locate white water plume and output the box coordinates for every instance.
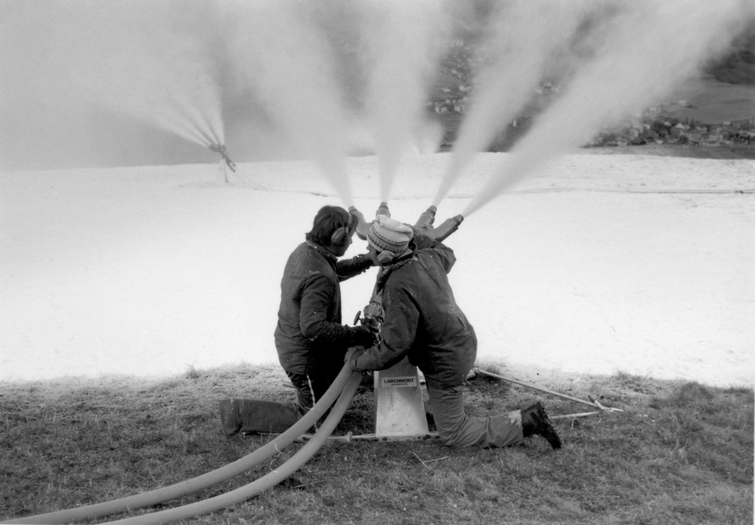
[463,0,754,217]
[358,0,452,203]
[222,0,355,206]
[0,1,224,153]
[433,0,588,206]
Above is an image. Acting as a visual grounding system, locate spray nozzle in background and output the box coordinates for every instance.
[348,206,370,240]
[209,144,236,172]
[413,205,437,231]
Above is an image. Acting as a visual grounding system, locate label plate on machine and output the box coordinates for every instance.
[380,376,418,387]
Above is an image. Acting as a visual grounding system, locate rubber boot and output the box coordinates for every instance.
[219,399,243,436]
[521,401,562,449]
[219,399,301,435]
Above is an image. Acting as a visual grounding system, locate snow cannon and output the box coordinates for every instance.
[209,143,236,172]
[413,205,437,232]
[424,214,463,242]
[348,206,370,240]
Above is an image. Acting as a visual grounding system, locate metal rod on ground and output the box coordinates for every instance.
[472,368,622,412]
[588,394,615,412]
[551,411,603,419]
[298,432,441,443]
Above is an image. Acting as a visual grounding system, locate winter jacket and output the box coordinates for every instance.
[349,233,477,388]
[275,241,373,375]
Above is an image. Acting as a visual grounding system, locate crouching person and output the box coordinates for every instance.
[345,214,561,450]
[220,205,376,435]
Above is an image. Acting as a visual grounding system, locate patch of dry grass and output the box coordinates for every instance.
[1,363,752,525]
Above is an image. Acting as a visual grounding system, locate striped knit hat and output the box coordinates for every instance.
[367,214,414,256]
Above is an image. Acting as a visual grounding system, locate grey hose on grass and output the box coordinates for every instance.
[106,370,363,525]
[4,365,358,525]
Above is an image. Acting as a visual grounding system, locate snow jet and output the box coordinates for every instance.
[221,0,356,205]
[433,0,587,207]
[456,0,755,217]
[2,0,752,216]
[356,0,453,203]
[0,1,224,154]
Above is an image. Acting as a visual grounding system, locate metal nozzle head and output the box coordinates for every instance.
[376,201,391,218]
[425,214,463,242]
[413,205,438,231]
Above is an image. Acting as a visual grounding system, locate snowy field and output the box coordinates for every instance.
[1,151,753,387]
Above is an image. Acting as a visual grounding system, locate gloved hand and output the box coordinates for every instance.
[349,325,377,348]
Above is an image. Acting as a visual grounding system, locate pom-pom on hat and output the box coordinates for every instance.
[368,214,414,257]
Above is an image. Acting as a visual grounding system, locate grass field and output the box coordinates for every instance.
[1,363,752,524]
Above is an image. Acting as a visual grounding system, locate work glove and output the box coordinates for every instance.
[349,325,377,349]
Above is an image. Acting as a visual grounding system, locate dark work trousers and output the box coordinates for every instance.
[219,360,344,436]
[286,364,342,414]
[426,380,524,448]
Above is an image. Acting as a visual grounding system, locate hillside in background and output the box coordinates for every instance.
[705,24,755,85]
[427,15,755,157]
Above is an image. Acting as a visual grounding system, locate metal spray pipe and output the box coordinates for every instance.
[423,214,464,242]
[413,205,437,231]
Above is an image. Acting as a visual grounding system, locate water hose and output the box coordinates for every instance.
[4,366,357,525]
[106,370,363,525]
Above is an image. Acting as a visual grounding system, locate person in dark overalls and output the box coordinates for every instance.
[346,214,561,450]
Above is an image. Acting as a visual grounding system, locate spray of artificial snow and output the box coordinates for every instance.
[0,1,224,149]
[434,0,588,206]
[1,0,751,215]
[357,0,452,203]
[222,0,355,206]
[463,0,754,217]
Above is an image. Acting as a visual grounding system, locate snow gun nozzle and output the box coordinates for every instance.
[209,143,237,172]
[413,205,437,231]
[376,202,390,218]
[425,214,463,242]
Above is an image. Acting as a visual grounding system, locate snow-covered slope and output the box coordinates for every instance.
[1,152,753,386]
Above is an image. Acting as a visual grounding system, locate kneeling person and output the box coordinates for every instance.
[346,214,561,450]
[220,205,376,435]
